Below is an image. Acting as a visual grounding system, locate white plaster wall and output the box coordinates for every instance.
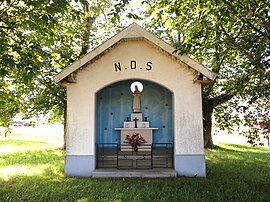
[65,40,204,156]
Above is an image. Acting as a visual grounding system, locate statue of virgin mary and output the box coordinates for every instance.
[133,85,141,113]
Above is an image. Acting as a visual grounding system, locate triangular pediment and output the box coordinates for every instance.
[53,23,216,84]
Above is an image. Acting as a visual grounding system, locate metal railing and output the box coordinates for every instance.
[96,143,173,170]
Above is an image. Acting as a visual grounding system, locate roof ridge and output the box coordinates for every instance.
[53,23,216,83]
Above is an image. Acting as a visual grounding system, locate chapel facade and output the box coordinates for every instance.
[54,23,216,177]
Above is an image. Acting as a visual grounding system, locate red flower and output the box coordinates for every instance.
[125,133,147,146]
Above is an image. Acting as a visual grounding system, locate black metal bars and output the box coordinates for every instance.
[96,143,173,170]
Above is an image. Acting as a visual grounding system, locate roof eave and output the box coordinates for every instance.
[53,22,217,83]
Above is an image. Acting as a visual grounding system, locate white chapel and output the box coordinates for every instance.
[54,23,216,178]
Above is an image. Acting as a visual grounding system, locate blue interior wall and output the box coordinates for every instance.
[95,80,173,144]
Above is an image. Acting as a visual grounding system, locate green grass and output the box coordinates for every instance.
[1,132,270,202]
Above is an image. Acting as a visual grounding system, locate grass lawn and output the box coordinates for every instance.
[0,129,270,202]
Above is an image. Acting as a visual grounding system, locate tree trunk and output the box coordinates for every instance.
[4,124,11,138]
[4,127,7,138]
[79,1,97,57]
[203,103,214,148]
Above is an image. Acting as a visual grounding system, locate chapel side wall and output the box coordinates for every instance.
[65,40,204,157]
[173,82,204,155]
[66,84,94,156]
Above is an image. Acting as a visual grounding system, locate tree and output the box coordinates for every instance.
[0,0,72,133]
[0,0,129,147]
[237,98,270,146]
[24,0,129,149]
[143,0,270,147]
[0,79,19,136]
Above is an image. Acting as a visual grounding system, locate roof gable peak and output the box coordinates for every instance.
[54,22,216,84]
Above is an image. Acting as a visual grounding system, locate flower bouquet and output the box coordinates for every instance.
[125,133,147,151]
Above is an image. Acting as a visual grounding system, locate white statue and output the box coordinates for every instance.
[133,85,141,113]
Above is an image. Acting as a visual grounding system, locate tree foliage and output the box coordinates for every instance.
[0,0,71,127]
[0,0,127,125]
[144,0,270,147]
[3,0,269,148]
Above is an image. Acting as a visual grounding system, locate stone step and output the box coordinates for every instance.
[92,168,177,178]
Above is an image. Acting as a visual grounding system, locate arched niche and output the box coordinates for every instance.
[95,79,173,144]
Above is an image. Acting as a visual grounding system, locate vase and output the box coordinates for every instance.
[133,145,138,152]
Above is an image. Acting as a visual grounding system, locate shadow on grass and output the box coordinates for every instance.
[1,170,269,202]
[0,144,270,202]
[206,143,270,162]
[0,149,64,167]
[205,143,270,197]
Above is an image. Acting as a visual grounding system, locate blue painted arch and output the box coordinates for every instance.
[95,79,173,144]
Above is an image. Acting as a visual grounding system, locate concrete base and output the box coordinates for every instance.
[64,154,206,178]
[175,154,206,177]
[64,155,95,177]
[92,168,177,178]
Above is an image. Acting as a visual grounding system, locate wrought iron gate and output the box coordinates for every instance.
[96,143,173,169]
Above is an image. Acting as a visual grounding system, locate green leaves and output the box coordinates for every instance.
[0,0,128,126]
[0,0,72,125]
[145,0,270,146]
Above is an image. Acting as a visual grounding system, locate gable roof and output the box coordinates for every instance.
[53,23,216,84]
